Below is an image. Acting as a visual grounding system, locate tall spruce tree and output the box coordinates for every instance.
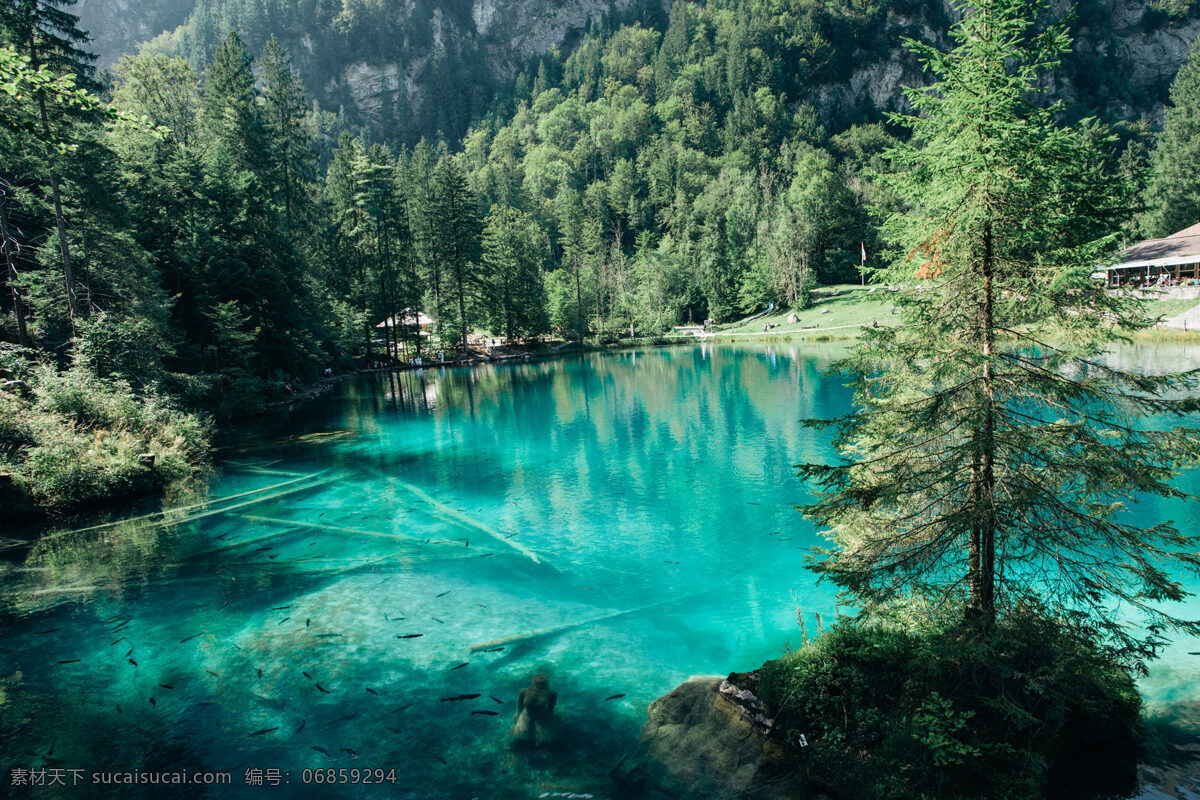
[1,0,96,326]
[430,155,480,352]
[799,0,1200,656]
[1143,35,1200,239]
[260,36,315,234]
[481,205,549,340]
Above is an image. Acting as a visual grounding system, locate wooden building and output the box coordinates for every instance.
[1101,223,1200,287]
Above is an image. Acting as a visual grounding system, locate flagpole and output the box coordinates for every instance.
[860,241,866,286]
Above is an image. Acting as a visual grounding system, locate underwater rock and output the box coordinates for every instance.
[612,673,822,800]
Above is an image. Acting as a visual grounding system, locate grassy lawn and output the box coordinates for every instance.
[706,284,896,339]
[1140,296,1200,322]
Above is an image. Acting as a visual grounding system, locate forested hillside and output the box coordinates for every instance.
[4,0,1200,512]
[75,0,1200,147]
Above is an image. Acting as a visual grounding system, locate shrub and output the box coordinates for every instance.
[757,607,1142,800]
[1,366,211,512]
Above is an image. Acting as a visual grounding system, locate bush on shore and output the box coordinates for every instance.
[0,353,210,515]
[757,605,1142,800]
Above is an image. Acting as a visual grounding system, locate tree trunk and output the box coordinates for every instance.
[979,219,997,625]
[0,200,31,347]
[29,27,80,325]
[457,273,468,355]
[970,217,998,630]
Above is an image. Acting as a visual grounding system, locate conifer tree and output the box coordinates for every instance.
[260,36,315,233]
[430,155,480,352]
[1143,36,1200,238]
[481,205,548,340]
[1,0,96,325]
[800,0,1200,656]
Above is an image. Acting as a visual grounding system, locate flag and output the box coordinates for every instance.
[861,242,866,263]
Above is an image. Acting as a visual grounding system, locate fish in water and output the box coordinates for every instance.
[272,606,291,610]
[383,726,403,734]
[433,755,447,765]
[110,637,125,646]
[389,705,412,714]
[471,711,498,716]
[311,746,329,756]
[314,633,342,638]
[396,634,423,639]
[605,694,626,701]
[128,659,138,667]
[219,600,231,610]
[249,727,279,737]
[1189,652,1200,656]
[295,720,306,734]
[206,670,221,678]
[125,647,134,657]
[489,696,505,705]
[436,590,451,598]
[449,663,469,671]
[306,618,310,627]
[481,647,505,653]
[663,560,679,564]
[340,748,358,759]
[431,617,445,624]
[278,617,290,625]
[180,633,204,643]
[439,694,481,703]
[476,604,487,608]
[332,713,357,723]
[316,684,332,694]
[365,688,378,695]
[115,704,122,714]
[56,659,80,664]
[148,698,156,706]
[302,672,312,680]
[257,668,263,678]
[158,684,175,690]
[38,628,60,635]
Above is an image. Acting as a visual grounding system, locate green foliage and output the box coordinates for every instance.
[757,607,1143,800]
[481,205,549,339]
[1142,33,1200,238]
[799,0,1200,654]
[1,365,210,510]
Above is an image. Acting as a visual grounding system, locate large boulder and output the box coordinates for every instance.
[612,672,818,800]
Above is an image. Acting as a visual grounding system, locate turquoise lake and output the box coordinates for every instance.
[2,343,1198,798]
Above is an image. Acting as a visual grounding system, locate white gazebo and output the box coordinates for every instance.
[376,309,433,332]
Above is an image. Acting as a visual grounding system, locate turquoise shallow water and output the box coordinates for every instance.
[1,343,1198,799]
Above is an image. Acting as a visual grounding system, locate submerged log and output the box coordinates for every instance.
[389,477,547,566]
[40,472,332,540]
[237,514,465,548]
[467,593,700,654]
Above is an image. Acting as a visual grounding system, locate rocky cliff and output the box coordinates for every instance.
[72,0,1200,141]
[75,0,196,70]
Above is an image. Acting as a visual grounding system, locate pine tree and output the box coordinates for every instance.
[260,36,316,233]
[481,205,548,340]
[800,0,1200,655]
[430,155,480,352]
[1,0,97,326]
[1143,35,1200,238]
